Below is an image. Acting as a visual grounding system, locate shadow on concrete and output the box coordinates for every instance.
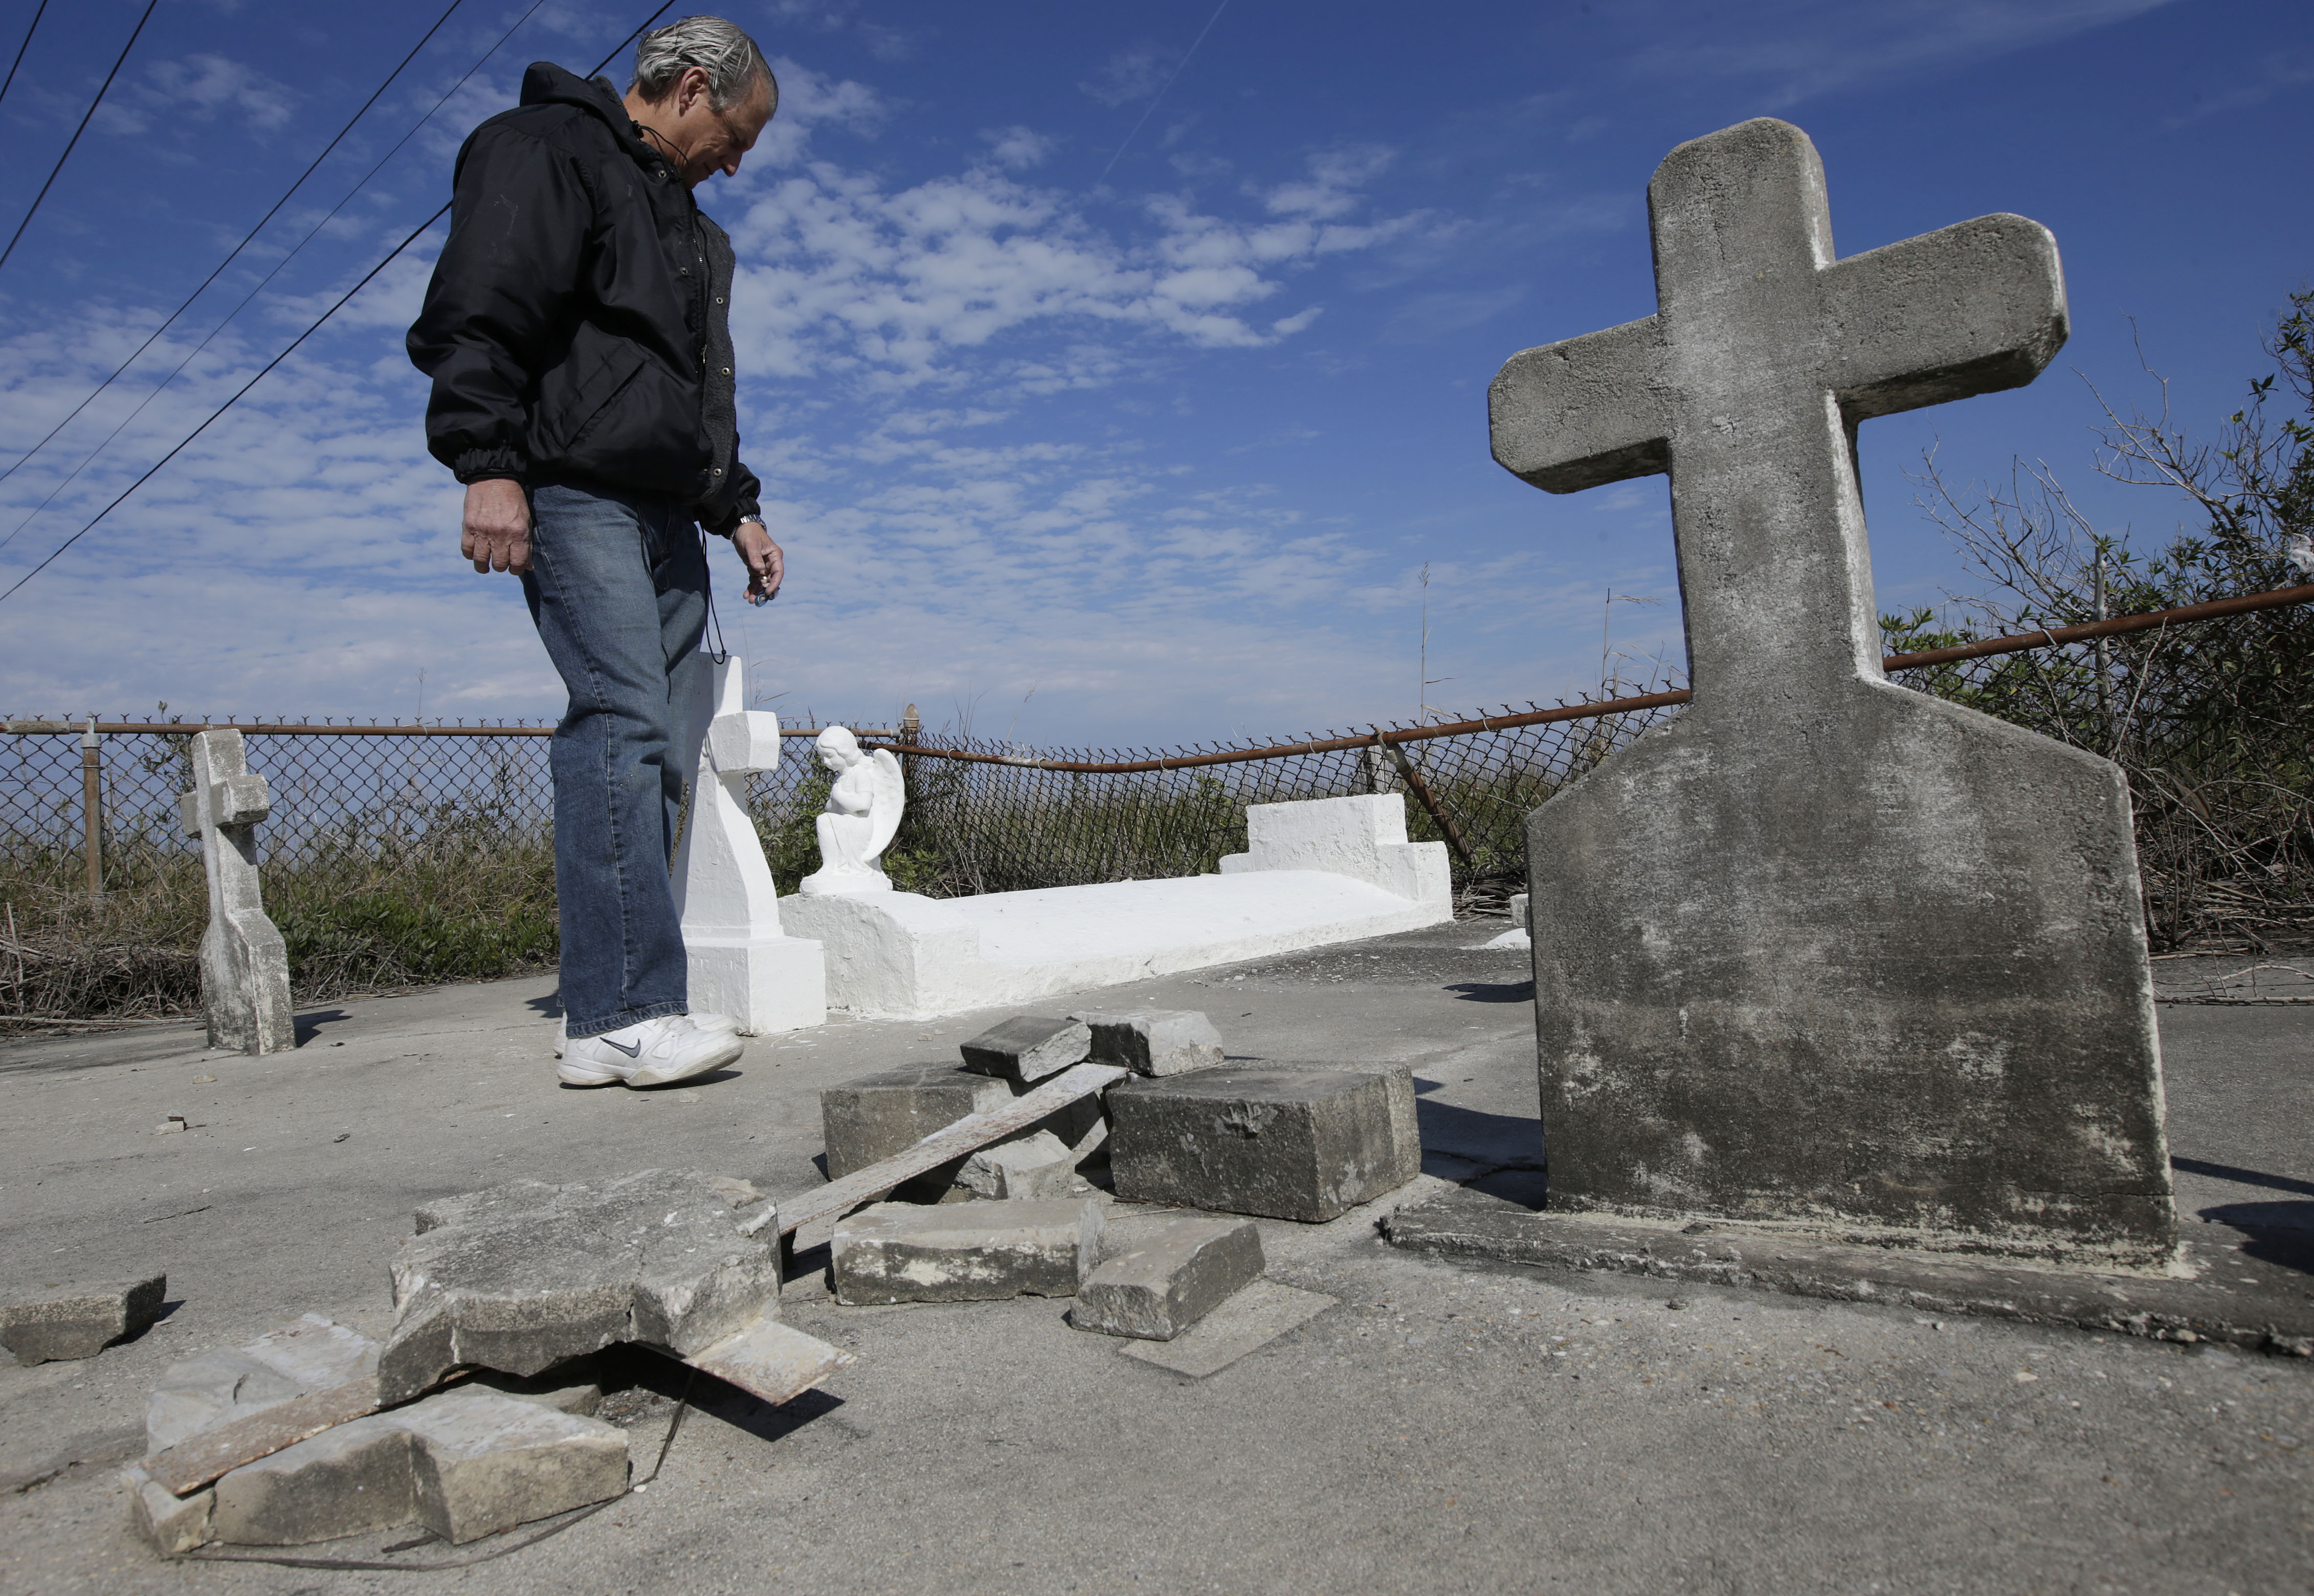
[294,1009,350,1046]
[1417,1096,1542,1171]
[2173,1155,2314,1198]
[2198,1201,2314,1274]
[528,992,563,1019]
[632,1068,742,1092]
[1444,980,1533,1004]
[624,1346,847,1447]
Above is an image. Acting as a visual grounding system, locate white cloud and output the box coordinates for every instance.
[723,144,1419,388]
[98,53,297,137]
[1622,0,2178,108]
[981,126,1055,171]
[1080,43,1173,109]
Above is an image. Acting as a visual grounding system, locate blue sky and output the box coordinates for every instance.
[0,0,2306,746]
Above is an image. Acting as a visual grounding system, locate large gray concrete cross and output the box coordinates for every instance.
[1490,116,2067,705]
[1484,118,2174,1266]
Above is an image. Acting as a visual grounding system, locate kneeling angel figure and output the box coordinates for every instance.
[797,726,904,896]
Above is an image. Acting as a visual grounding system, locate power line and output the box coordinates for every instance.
[0,0,159,277]
[0,0,469,491]
[0,1,682,605]
[0,0,51,111]
[0,209,441,607]
[0,0,548,556]
[1098,0,1231,182]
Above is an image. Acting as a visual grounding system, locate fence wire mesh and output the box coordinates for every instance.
[4,587,2309,1024]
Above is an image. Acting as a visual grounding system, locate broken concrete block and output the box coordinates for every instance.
[209,1414,415,1547]
[1108,1064,1420,1222]
[1076,1216,1265,1341]
[398,1388,630,1545]
[146,1316,377,1454]
[142,1315,385,1496]
[1508,893,1529,928]
[203,1387,628,1548]
[380,1170,780,1405]
[820,1064,1013,1181]
[123,1464,212,1556]
[959,1016,1092,1083]
[0,1274,164,1365]
[686,1316,857,1407]
[956,1129,1083,1201]
[830,1199,1104,1304]
[1073,1010,1225,1077]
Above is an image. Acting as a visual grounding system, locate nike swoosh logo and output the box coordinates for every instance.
[600,1036,642,1058]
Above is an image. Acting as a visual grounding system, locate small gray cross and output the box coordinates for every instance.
[180,728,294,1054]
[1490,116,2067,705]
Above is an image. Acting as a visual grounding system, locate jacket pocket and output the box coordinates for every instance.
[562,354,709,495]
[534,337,646,463]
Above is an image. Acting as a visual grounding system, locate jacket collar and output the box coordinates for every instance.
[520,61,676,179]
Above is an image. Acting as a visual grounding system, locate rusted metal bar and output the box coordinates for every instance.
[852,585,2314,774]
[1877,582,2314,671]
[79,718,103,896]
[1378,733,1473,867]
[7,585,2307,764]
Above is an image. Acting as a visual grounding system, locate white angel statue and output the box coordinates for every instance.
[796,725,905,896]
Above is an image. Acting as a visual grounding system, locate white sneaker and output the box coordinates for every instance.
[554,1011,736,1059]
[559,1015,743,1088]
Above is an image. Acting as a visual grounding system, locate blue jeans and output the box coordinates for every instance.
[522,481,709,1038]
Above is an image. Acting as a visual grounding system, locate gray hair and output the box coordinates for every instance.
[630,15,775,113]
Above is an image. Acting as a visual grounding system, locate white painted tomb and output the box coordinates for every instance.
[671,657,826,1034]
[781,792,1452,1021]
[179,729,294,1055]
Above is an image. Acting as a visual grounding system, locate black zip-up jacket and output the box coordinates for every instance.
[406,62,761,534]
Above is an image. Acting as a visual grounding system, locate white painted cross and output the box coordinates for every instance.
[179,728,294,1054]
[1490,116,2067,705]
[671,655,827,1034]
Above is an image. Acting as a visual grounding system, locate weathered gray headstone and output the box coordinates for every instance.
[179,729,294,1055]
[829,1199,1103,1304]
[1488,117,2174,1264]
[0,1273,164,1364]
[1108,1063,1420,1223]
[1075,1216,1264,1341]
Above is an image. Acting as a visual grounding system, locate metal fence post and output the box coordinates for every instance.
[898,702,920,806]
[1377,731,1473,869]
[79,716,103,896]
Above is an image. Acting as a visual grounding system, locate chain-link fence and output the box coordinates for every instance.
[6,584,2310,1024]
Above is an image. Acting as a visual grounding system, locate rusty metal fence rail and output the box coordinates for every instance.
[7,582,2312,954]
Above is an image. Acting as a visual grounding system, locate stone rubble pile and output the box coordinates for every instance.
[815,1007,1416,1339]
[117,1173,851,1557]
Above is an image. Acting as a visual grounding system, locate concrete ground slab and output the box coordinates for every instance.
[1,928,2309,1593]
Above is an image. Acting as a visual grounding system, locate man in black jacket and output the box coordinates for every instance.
[408,17,782,1088]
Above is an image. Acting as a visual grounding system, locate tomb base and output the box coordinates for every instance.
[684,935,826,1035]
[1384,1176,2314,1358]
[781,794,1452,1022]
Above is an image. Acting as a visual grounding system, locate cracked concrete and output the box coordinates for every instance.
[1,924,2308,1592]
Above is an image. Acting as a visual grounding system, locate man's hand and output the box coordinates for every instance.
[461,478,532,574]
[734,521,784,605]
